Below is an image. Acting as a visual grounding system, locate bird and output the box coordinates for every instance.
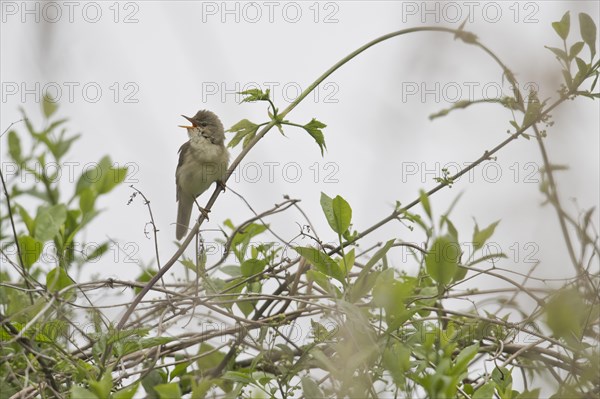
[175,110,229,240]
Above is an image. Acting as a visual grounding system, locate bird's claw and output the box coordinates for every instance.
[198,206,211,221]
[193,200,211,221]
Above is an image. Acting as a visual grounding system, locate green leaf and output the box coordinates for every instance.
[222,371,254,385]
[339,248,355,275]
[302,118,327,156]
[373,269,414,328]
[181,257,203,275]
[579,13,597,58]
[41,118,68,136]
[425,235,460,285]
[419,189,432,220]
[551,11,570,40]
[70,386,99,399]
[33,320,68,343]
[441,215,459,241]
[311,320,334,341]
[522,94,542,128]
[191,379,215,399]
[473,382,495,399]
[544,46,568,62]
[240,258,267,277]
[42,93,59,119]
[491,367,512,391]
[347,269,380,303]
[242,129,255,148]
[134,336,175,352]
[320,192,352,235]
[34,204,67,242]
[301,377,325,398]
[453,343,479,374]
[154,383,182,399]
[75,169,94,196]
[230,222,268,247]
[415,286,438,312]
[133,269,156,294]
[17,236,42,269]
[382,342,411,385]
[306,269,341,297]
[97,165,127,195]
[170,362,190,380]
[472,220,500,251]
[75,156,126,196]
[364,239,395,271]
[87,370,113,399]
[320,192,334,229]
[46,266,74,293]
[546,288,586,339]
[8,131,22,162]
[142,369,166,398]
[332,195,352,235]
[197,343,225,372]
[113,383,140,399]
[569,41,585,59]
[453,264,469,283]
[52,132,80,161]
[220,265,242,277]
[227,119,259,149]
[79,187,97,214]
[295,246,344,284]
[106,327,149,347]
[239,88,270,102]
[229,222,268,262]
[575,57,589,77]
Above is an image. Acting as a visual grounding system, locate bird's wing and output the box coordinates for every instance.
[176,141,191,202]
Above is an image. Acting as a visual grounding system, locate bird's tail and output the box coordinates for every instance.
[176,197,193,240]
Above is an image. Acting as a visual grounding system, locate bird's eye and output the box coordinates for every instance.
[199,122,208,127]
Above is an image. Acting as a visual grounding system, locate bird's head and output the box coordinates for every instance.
[179,110,225,145]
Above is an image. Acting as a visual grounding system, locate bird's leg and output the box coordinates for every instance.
[216,180,226,193]
[194,199,211,221]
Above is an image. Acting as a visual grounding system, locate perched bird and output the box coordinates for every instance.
[175,110,229,240]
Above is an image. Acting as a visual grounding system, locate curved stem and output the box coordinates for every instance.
[277,27,460,120]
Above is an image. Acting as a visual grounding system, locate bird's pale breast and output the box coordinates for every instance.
[176,136,229,197]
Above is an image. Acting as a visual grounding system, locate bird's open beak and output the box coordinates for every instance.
[178,114,195,129]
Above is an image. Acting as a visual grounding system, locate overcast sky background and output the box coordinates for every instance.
[1,1,599,304]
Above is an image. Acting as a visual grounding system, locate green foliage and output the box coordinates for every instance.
[295,246,345,285]
[546,11,599,96]
[227,119,259,149]
[551,11,570,40]
[546,288,588,343]
[228,88,327,155]
[301,118,327,156]
[1,99,133,397]
[579,13,597,59]
[320,192,352,235]
[425,235,460,285]
[472,220,500,251]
